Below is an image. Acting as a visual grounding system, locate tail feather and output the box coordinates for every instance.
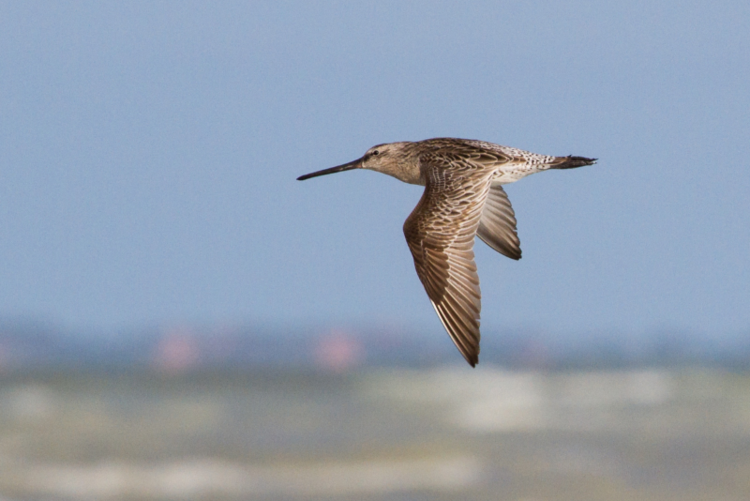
[551,156,597,169]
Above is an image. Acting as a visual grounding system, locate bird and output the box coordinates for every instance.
[297,138,596,367]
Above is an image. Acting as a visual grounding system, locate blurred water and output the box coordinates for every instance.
[0,367,749,500]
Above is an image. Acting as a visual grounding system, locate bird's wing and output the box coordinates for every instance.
[476,184,522,260]
[403,160,492,367]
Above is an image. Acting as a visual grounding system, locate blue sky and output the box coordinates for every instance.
[1,2,748,341]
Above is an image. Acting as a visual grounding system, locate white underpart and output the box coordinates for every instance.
[484,146,556,185]
[491,162,557,185]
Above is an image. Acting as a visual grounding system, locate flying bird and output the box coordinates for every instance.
[298,138,596,366]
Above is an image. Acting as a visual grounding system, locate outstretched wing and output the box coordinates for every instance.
[477,184,521,260]
[403,159,492,367]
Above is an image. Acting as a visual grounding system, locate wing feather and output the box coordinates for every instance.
[403,160,491,366]
[476,184,522,260]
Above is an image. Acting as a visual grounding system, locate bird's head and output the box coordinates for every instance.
[297,142,420,184]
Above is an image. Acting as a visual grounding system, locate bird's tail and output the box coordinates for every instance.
[550,156,597,169]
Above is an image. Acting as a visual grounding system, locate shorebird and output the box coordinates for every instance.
[298,138,596,367]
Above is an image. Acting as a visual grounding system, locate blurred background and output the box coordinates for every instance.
[1,1,749,500]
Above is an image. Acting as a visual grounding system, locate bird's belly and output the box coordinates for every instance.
[491,163,547,184]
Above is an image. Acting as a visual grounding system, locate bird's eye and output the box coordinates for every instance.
[372,150,379,155]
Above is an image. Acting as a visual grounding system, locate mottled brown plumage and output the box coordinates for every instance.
[298,138,596,366]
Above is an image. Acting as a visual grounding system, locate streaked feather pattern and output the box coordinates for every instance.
[403,156,493,366]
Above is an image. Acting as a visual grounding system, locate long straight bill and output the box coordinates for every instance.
[297,158,363,181]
